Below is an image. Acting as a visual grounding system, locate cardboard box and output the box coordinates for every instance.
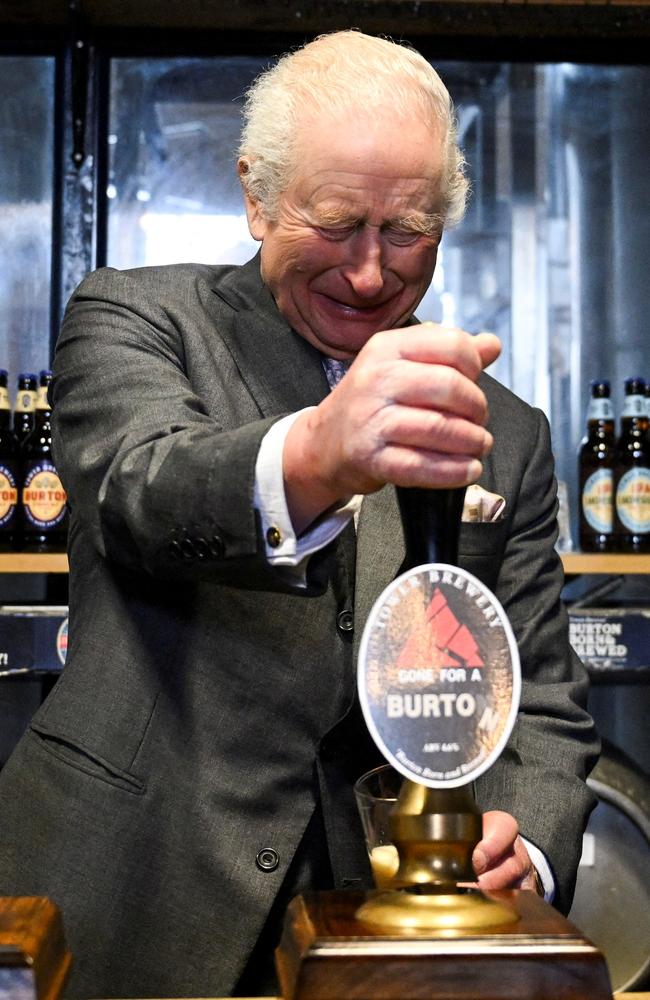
[0,606,68,677]
[568,606,650,677]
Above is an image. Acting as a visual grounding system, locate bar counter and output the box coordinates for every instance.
[125,986,650,998]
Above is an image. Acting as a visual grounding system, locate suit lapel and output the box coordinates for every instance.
[210,254,330,417]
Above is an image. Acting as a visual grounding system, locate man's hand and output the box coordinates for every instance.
[472,810,542,894]
[284,323,501,532]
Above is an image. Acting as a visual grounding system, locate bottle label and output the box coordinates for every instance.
[36,385,50,410]
[22,462,67,529]
[616,468,650,533]
[56,618,68,666]
[621,394,645,418]
[587,398,614,421]
[15,390,36,413]
[0,388,10,411]
[582,469,613,533]
[0,465,18,528]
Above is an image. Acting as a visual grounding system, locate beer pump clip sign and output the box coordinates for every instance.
[358,563,521,789]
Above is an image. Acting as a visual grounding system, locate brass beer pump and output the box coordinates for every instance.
[356,778,518,931]
[357,487,517,933]
[275,487,613,1000]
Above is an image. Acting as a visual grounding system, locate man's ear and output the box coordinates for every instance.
[237,158,268,241]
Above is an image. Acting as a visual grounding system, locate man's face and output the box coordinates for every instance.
[242,112,445,358]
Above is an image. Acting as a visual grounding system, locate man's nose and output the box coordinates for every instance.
[342,231,385,299]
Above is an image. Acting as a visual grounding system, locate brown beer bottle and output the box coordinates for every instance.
[579,379,615,552]
[0,369,20,550]
[13,372,37,448]
[20,370,68,552]
[614,377,650,552]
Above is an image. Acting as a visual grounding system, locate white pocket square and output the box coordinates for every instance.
[462,484,506,523]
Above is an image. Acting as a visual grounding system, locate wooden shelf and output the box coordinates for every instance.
[0,552,646,576]
[0,553,68,573]
[561,552,650,575]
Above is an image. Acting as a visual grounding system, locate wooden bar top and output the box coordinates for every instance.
[106,994,649,999]
[107,994,649,999]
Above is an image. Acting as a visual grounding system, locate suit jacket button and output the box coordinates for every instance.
[266,526,282,548]
[194,537,209,560]
[180,537,196,559]
[168,540,183,560]
[337,610,354,634]
[256,848,279,872]
[209,533,225,558]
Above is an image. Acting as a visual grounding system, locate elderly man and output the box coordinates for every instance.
[0,30,597,1000]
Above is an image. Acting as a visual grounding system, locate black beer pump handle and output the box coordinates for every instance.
[396,486,466,571]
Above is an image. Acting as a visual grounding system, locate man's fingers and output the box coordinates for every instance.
[473,810,520,874]
[379,325,501,382]
[381,361,491,426]
[293,322,501,505]
[476,841,538,893]
[474,331,502,370]
[379,405,493,457]
[378,447,484,490]
[472,811,538,893]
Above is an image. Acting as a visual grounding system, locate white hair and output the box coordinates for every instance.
[238,30,469,228]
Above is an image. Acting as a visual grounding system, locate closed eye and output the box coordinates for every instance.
[315,224,357,241]
[383,227,422,246]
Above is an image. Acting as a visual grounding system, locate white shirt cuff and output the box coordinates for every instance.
[254,409,361,584]
[521,836,556,903]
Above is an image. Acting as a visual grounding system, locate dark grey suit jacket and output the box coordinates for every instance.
[0,256,598,999]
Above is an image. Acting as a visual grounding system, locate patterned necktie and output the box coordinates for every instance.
[322,357,352,390]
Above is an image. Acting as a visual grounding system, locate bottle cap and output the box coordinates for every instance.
[590,379,610,397]
[624,377,646,395]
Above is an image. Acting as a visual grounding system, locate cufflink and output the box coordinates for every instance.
[266,526,282,548]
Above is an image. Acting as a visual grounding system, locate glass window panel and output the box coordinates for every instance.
[107,57,650,547]
[429,63,650,537]
[0,56,55,378]
[107,57,265,269]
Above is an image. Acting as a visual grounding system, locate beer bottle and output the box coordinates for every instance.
[614,377,650,552]
[13,373,37,448]
[579,379,615,552]
[20,370,68,552]
[0,370,20,550]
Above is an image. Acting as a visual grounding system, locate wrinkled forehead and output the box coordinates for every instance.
[291,102,444,162]
[285,110,446,213]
